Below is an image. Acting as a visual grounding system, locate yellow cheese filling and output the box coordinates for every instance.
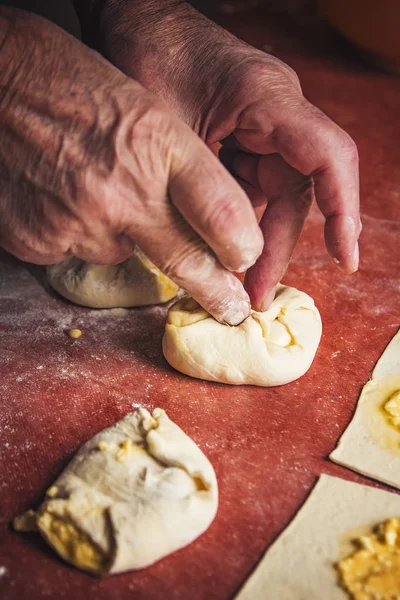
[37,512,109,575]
[13,509,38,533]
[337,517,400,599]
[157,272,179,302]
[115,438,135,462]
[383,389,400,430]
[138,249,178,302]
[167,298,209,327]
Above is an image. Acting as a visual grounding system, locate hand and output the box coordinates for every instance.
[81,0,361,310]
[0,7,264,325]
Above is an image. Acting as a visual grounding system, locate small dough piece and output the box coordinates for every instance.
[13,509,38,533]
[330,329,400,489]
[234,474,400,600]
[27,408,217,575]
[47,248,178,308]
[163,284,322,386]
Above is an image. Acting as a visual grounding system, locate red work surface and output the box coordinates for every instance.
[1,5,400,600]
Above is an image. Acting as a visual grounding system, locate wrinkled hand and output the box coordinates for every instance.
[0,7,265,325]
[81,0,361,310]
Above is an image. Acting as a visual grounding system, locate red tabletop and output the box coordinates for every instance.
[1,3,400,599]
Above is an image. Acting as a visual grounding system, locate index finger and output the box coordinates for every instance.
[271,102,361,273]
[229,152,314,311]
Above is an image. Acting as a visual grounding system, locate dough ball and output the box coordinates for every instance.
[36,408,218,575]
[47,248,178,308]
[163,284,322,386]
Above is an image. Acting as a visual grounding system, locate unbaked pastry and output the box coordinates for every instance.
[163,284,322,386]
[234,474,400,600]
[330,328,400,489]
[16,408,218,576]
[47,247,178,308]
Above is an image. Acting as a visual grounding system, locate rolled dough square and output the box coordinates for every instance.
[330,329,400,489]
[234,474,400,600]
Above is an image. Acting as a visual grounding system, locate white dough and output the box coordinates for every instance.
[47,247,178,308]
[234,474,400,600]
[163,284,322,386]
[35,408,218,575]
[330,328,400,489]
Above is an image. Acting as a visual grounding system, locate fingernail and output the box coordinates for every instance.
[260,288,276,312]
[350,241,359,272]
[333,241,359,273]
[234,256,259,273]
[222,299,251,326]
[343,215,357,234]
[250,288,276,312]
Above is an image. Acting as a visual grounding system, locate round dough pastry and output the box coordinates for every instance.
[163,284,322,386]
[47,248,178,308]
[35,408,218,575]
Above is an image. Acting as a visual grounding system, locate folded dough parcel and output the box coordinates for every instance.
[13,408,218,576]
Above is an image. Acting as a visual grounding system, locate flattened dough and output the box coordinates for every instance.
[29,408,218,575]
[163,284,322,386]
[330,329,400,489]
[47,247,178,308]
[234,474,400,600]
